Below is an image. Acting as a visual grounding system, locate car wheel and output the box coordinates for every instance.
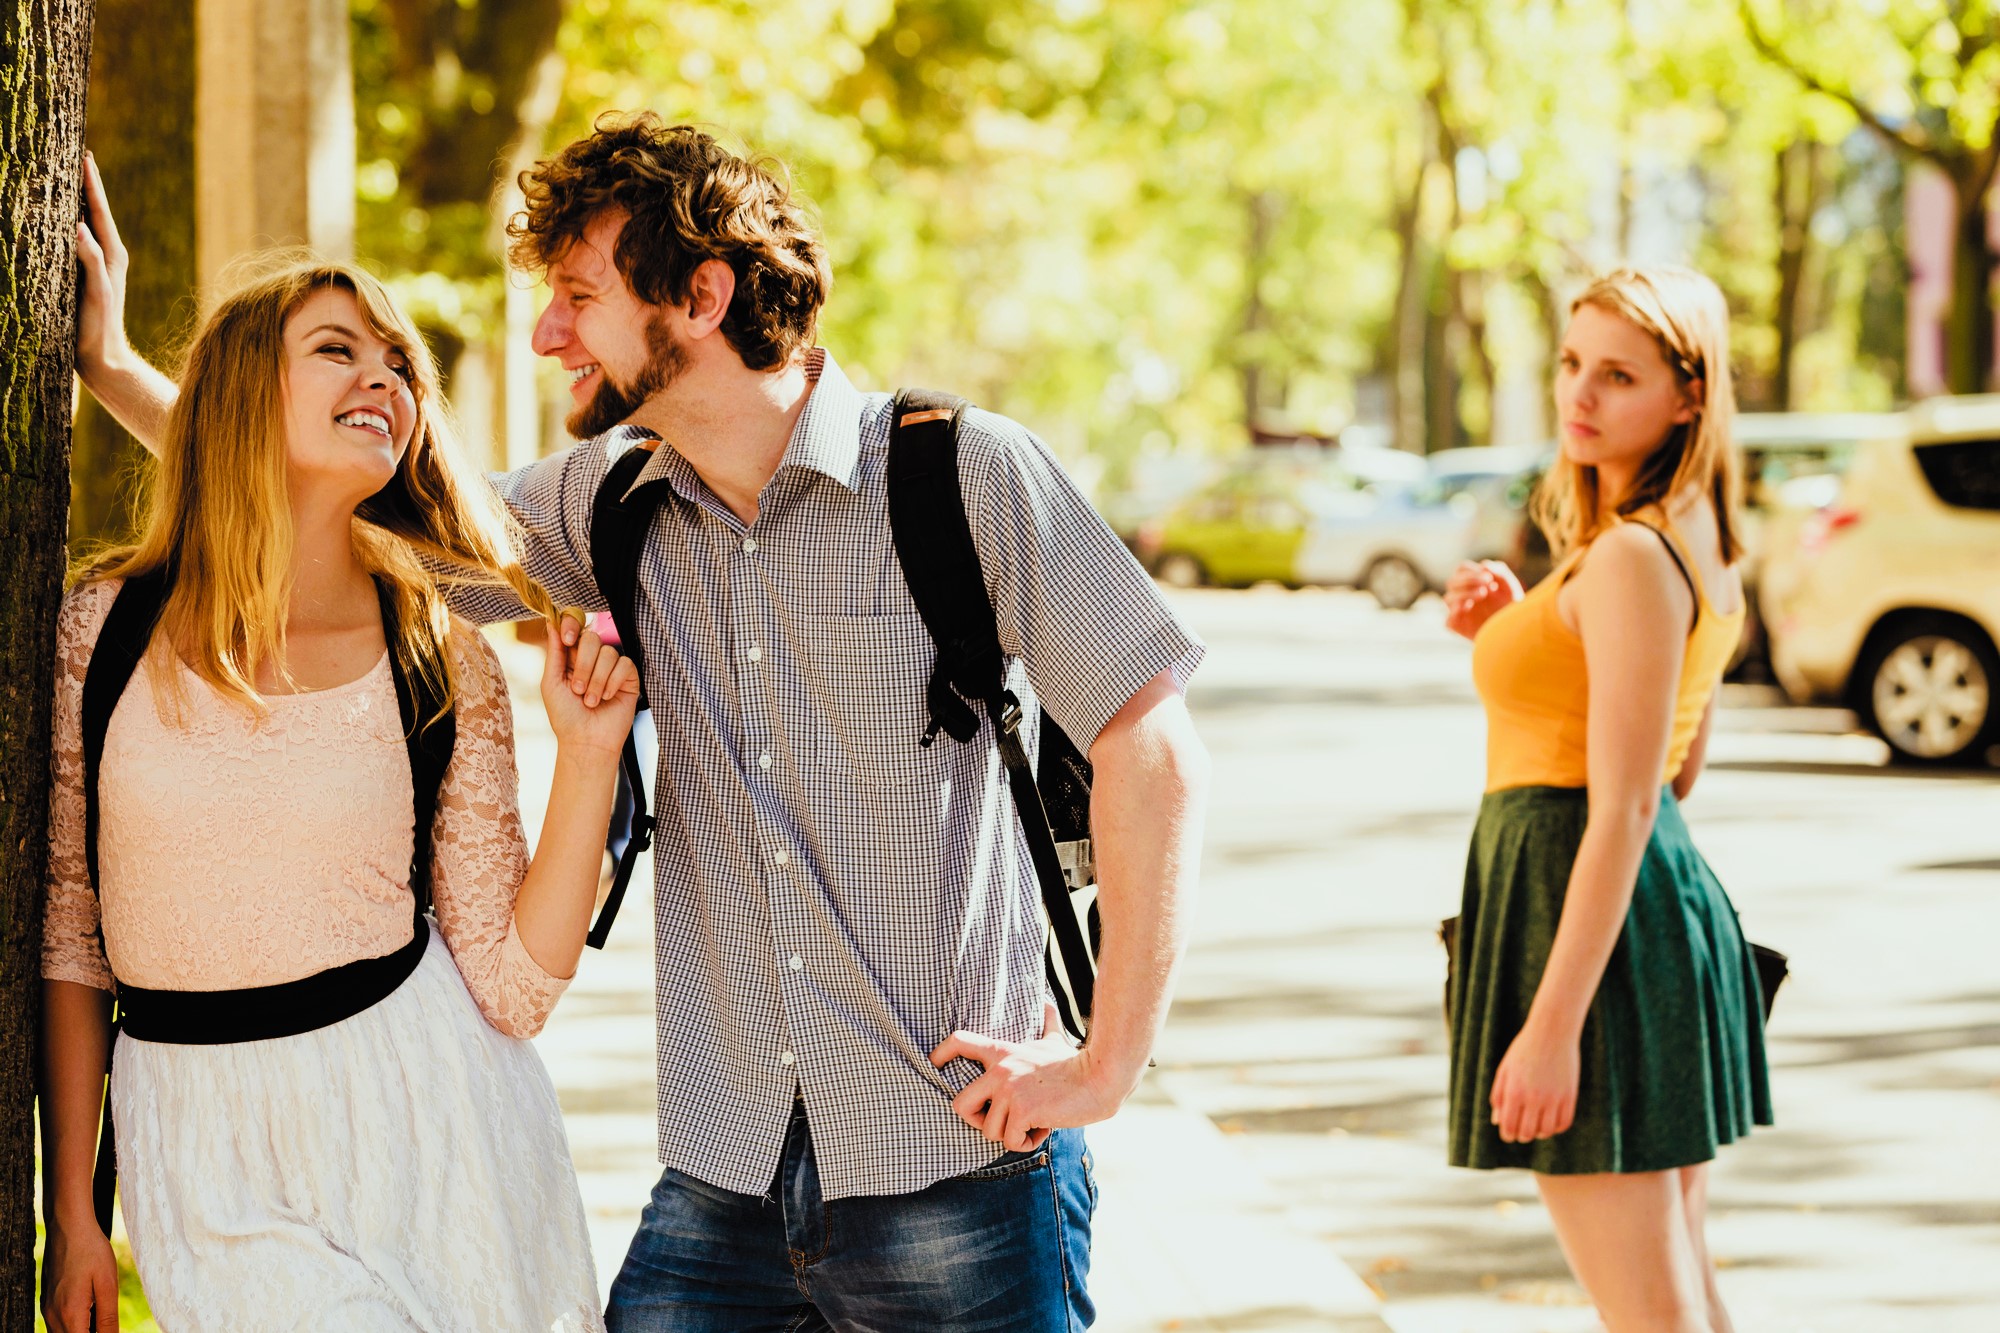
[1857,616,1999,765]
[1154,552,1207,589]
[1363,555,1425,611]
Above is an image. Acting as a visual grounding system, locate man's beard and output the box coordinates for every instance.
[567,313,688,440]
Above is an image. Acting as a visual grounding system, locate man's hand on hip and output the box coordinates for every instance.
[931,1000,1122,1152]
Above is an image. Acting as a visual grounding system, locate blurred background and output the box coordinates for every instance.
[56,3,2000,1329]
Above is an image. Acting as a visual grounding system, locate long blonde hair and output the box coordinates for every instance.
[85,258,553,724]
[1533,266,1744,563]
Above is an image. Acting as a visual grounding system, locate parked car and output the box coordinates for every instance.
[1760,397,2000,765]
[1135,460,1473,608]
[1485,414,1897,675]
[1428,445,1551,565]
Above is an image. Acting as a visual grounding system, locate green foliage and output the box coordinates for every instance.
[350,0,1929,470]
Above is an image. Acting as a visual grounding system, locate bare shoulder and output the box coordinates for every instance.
[1569,525,1695,630]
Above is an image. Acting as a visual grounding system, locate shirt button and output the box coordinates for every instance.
[789,953,803,971]
[748,645,763,662]
[743,538,758,554]
[780,1051,796,1066]
[774,848,790,867]
[758,752,772,770]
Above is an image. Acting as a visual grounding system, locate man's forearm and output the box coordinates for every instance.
[81,348,176,455]
[1082,681,1209,1096]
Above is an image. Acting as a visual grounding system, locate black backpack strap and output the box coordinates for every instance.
[82,569,173,897]
[79,569,174,1236]
[585,438,669,948]
[886,390,1097,1037]
[376,579,455,922]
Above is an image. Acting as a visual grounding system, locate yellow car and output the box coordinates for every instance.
[1760,397,2000,765]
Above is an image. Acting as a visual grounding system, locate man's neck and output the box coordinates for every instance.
[627,355,815,525]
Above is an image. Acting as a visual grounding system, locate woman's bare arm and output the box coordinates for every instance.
[39,981,122,1333]
[1489,526,1692,1143]
[75,151,176,454]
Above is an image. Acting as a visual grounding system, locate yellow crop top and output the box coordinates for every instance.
[1471,518,1744,793]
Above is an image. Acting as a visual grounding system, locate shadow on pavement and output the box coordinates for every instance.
[1710,758,2000,781]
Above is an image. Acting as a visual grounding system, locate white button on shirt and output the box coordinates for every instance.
[470,349,1206,1203]
[743,538,758,554]
[780,1051,796,1066]
[758,752,772,770]
[789,953,803,971]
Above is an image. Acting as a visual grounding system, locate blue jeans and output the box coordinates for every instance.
[605,1100,1096,1331]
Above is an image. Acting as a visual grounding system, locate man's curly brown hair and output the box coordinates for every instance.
[508,114,831,371]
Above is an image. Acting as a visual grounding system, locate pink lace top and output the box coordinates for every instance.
[41,579,570,1038]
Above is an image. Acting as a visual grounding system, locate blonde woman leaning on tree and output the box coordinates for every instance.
[41,247,635,1331]
[1442,267,1773,1333]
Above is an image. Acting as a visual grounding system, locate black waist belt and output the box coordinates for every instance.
[92,922,432,1230]
[116,920,431,1044]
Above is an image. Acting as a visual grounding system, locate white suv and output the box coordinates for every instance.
[1760,396,2000,765]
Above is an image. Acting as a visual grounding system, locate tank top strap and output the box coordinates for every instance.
[1618,515,1703,632]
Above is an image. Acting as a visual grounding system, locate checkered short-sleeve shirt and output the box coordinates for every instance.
[453,350,1204,1200]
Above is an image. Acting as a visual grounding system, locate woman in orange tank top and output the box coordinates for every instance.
[1443,267,1772,1332]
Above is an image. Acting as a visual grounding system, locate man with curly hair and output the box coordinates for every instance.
[77,112,1210,1333]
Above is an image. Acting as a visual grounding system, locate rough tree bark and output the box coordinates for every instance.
[1,1,96,1325]
[69,0,195,547]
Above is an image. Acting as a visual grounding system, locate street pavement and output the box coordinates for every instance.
[501,582,2000,1332]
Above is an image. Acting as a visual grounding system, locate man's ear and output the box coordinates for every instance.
[684,259,736,338]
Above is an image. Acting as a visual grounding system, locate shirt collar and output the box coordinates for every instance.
[617,348,862,503]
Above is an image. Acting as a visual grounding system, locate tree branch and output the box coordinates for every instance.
[1737,0,1945,166]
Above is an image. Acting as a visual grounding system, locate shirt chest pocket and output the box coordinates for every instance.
[792,613,944,786]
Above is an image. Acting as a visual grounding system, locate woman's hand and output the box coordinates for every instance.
[539,617,639,758]
[74,151,134,384]
[1490,1019,1580,1144]
[1443,560,1524,641]
[41,1217,121,1333]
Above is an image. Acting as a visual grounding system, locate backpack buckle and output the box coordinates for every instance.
[995,692,1024,736]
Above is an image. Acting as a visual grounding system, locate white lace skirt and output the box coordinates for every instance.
[110,927,604,1332]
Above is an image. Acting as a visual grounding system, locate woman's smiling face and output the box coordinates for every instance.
[1554,301,1699,480]
[282,286,419,502]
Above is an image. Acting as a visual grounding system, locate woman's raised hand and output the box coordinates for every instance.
[1443,559,1524,641]
[540,615,640,758]
[74,151,134,384]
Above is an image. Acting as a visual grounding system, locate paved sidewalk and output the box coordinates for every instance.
[496,630,1390,1331]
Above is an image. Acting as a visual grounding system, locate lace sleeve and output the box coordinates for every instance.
[42,580,120,992]
[428,622,570,1037]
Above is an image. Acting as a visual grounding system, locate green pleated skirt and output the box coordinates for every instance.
[1447,786,1773,1174]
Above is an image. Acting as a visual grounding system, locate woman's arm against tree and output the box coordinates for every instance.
[75,150,176,454]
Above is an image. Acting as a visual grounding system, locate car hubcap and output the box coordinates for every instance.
[1369,559,1422,609]
[1873,636,1990,758]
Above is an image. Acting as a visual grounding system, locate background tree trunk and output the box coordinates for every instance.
[1946,183,1997,394]
[1772,139,1826,411]
[70,0,195,547]
[0,1,96,1324]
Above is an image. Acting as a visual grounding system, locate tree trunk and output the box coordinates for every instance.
[1387,163,1428,454]
[1240,189,1278,435]
[1,2,96,1324]
[1772,139,1825,411]
[70,0,195,547]
[1945,183,1997,394]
